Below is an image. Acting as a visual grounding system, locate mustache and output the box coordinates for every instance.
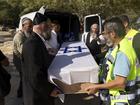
[24,31,32,37]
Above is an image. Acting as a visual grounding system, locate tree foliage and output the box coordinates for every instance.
[0,0,140,26]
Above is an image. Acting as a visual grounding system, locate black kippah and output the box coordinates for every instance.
[33,12,47,25]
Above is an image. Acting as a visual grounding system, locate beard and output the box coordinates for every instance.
[90,32,97,39]
[24,31,32,38]
[106,38,114,48]
[42,29,51,40]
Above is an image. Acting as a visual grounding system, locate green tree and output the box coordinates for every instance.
[1,0,140,27]
[0,1,11,25]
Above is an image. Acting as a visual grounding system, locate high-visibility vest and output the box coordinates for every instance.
[125,29,140,103]
[106,38,137,105]
[125,29,138,42]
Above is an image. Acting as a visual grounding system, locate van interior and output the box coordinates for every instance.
[85,16,100,33]
[45,10,80,43]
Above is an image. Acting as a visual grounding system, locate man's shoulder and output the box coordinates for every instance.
[24,36,37,45]
[126,29,139,37]
[114,51,130,77]
[117,51,129,60]
[116,51,130,67]
[13,31,25,41]
[24,33,41,47]
[14,31,24,36]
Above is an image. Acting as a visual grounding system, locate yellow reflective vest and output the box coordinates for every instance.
[106,38,137,105]
[125,29,140,103]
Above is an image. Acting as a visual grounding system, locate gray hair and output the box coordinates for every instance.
[104,17,126,38]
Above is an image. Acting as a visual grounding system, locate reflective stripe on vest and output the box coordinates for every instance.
[100,93,108,101]
[136,89,140,104]
[110,94,135,100]
[136,76,140,83]
[127,80,136,87]
[136,88,140,95]
[125,80,136,93]
[136,59,140,68]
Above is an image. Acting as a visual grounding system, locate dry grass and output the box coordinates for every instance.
[0,31,13,55]
[0,41,13,55]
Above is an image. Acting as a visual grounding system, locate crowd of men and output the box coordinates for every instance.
[0,12,140,105]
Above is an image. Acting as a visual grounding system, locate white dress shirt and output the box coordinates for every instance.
[48,30,59,49]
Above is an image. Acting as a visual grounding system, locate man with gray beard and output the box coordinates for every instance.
[22,12,60,105]
[86,23,101,64]
[13,17,33,98]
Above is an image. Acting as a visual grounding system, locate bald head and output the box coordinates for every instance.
[22,18,32,25]
[90,23,99,34]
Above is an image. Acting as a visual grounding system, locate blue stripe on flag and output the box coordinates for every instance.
[78,46,82,52]
[64,47,68,53]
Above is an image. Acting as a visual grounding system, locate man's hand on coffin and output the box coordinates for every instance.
[50,88,61,97]
[81,83,98,95]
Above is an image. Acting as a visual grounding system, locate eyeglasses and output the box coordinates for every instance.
[101,31,111,36]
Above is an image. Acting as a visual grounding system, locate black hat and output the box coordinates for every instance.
[33,12,47,25]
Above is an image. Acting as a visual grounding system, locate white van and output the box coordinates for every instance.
[17,6,80,43]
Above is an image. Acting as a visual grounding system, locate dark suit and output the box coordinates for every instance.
[22,32,55,105]
[86,32,101,64]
